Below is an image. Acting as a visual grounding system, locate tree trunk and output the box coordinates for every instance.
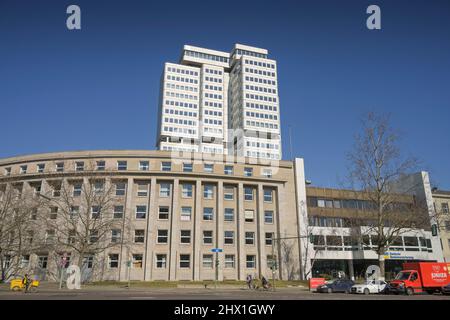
[378,254,385,281]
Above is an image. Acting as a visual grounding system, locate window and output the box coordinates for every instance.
[70,206,79,219]
[160,183,171,197]
[115,182,126,196]
[20,165,27,174]
[52,183,61,197]
[245,232,255,245]
[204,164,214,173]
[158,206,169,220]
[89,230,99,243]
[137,183,148,197]
[224,231,234,244]
[113,206,124,219]
[96,161,105,171]
[262,169,272,178]
[224,165,233,175]
[136,205,147,219]
[203,230,213,244]
[117,161,127,171]
[244,167,253,177]
[245,210,255,222]
[83,255,94,269]
[37,163,45,173]
[180,230,191,244]
[75,161,84,171]
[49,207,58,219]
[265,232,274,245]
[182,184,193,198]
[225,255,235,268]
[224,187,234,200]
[38,255,48,269]
[263,189,273,202]
[93,181,104,194]
[56,162,64,172]
[202,254,213,268]
[244,187,253,201]
[30,209,37,220]
[179,254,190,268]
[4,167,11,176]
[264,210,274,224]
[157,230,168,243]
[91,206,101,219]
[139,161,149,171]
[161,162,172,171]
[203,184,214,199]
[156,254,167,268]
[442,203,449,214]
[111,229,121,243]
[109,254,119,268]
[203,207,214,221]
[132,254,143,268]
[246,255,256,268]
[183,163,193,172]
[134,230,145,243]
[181,207,192,221]
[224,208,234,221]
[73,183,82,197]
[21,255,30,268]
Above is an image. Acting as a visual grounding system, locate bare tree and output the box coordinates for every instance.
[346,112,426,280]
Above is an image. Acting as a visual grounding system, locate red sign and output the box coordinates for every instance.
[309,278,326,290]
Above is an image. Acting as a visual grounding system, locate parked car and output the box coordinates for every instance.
[442,283,450,295]
[316,279,355,293]
[351,280,387,294]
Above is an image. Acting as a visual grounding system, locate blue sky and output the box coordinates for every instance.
[1,0,449,189]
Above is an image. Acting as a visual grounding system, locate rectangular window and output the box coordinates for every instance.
[203,207,214,221]
[442,203,449,214]
[139,161,149,171]
[91,206,101,219]
[4,167,11,176]
[181,207,192,221]
[38,256,48,269]
[161,162,172,171]
[20,165,27,174]
[113,206,124,219]
[183,163,193,172]
[73,183,82,197]
[180,230,191,244]
[245,210,255,222]
[246,255,256,268]
[264,210,274,223]
[245,232,255,245]
[156,254,167,268]
[157,230,168,243]
[75,161,84,172]
[132,254,143,268]
[134,230,145,243]
[52,183,61,197]
[204,164,213,173]
[37,163,45,173]
[265,232,273,245]
[224,165,233,175]
[244,167,253,177]
[117,161,127,171]
[109,254,119,268]
[137,183,148,197]
[115,182,126,196]
[244,187,253,201]
[224,255,235,268]
[89,230,99,243]
[182,184,193,198]
[56,162,64,172]
[70,206,79,219]
[49,207,58,220]
[158,206,169,220]
[179,254,190,268]
[202,254,213,268]
[159,183,171,197]
[224,187,234,200]
[263,189,273,202]
[96,161,105,171]
[224,208,234,221]
[262,169,272,178]
[21,255,30,268]
[203,230,213,244]
[93,181,104,194]
[136,205,147,219]
[224,231,234,244]
[203,184,214,199]
[111,229,121,243]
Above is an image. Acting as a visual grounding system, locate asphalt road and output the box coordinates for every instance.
[1,286,450,300]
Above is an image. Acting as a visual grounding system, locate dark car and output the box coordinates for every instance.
[442,283,450,295]
[316,279,355,293]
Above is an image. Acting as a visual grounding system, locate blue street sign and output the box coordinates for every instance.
[211,248,223,253]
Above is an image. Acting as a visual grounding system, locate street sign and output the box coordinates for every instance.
[211,248,223,253]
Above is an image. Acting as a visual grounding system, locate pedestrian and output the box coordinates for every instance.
[22,274,30,293]
[261,276,269,290]
[246,274,253,289]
